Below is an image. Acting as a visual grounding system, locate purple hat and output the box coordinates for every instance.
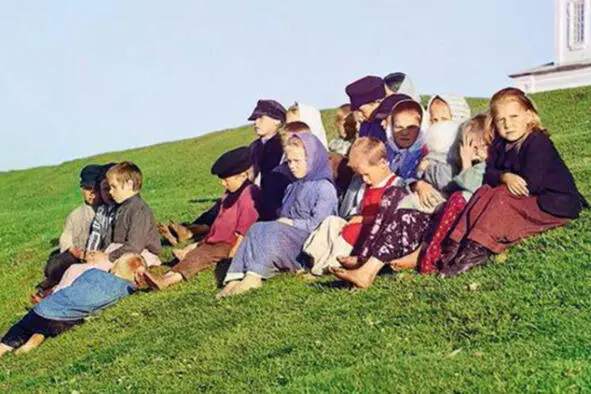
[345,76,386,110]
[247,99,286,122]
[370,93,412,121]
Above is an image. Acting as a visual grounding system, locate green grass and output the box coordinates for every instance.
[0,91,589,393]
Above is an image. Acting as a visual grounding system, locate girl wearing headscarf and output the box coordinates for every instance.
[217,133,338,298]
[427,93,471,125]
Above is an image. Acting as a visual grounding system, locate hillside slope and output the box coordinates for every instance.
[0,92,589,393]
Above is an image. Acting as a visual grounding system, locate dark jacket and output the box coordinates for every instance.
[485,132,587,218]
[107,194,161,261]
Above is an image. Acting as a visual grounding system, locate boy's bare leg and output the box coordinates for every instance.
[215,280,241,299]
[0,343,14,358]
[157,223,178,246]
[144,271,183,291]
[389,248,421,271]
[14,334,45,355]
[337,256,360,270]
[330,257,385,289]
[172,243,198,261]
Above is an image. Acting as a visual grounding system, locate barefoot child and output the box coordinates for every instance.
[144,147,260,290]
[0,254,146,358]
[217,133,338,298]
[32,164,103,301]
[53,162,161,291]
[303,137,398,275]
[439,88,588,277]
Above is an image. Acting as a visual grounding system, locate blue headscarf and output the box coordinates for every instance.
[358,119,387,142]
[277,133,334,213]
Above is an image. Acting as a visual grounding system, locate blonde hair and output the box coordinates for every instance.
[106,161,143,191]
[462,113,493,146]
[110,253,147,283]
[284,134,306,151]
[349,137,387,166]
[287,103,300,118]
[489,87,548,140]
[280,121,310,147]
[335,104,352,122]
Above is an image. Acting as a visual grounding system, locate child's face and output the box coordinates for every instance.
[254,115,281,138]
[392,110,421,149]
[220,172,248,193]
[107,176,137,204]
[351,158,391,186]
[429,98,452,124]
[358,101,380,120]
[284,145,307,179]
[494,101,532,142]
[81,187,99,206]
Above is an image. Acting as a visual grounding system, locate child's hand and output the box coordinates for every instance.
[415,180,445,209]
[417,158,430,173]
[277,217,294,226]
[347,216,363,225]
[460,134,475,171]
[501,172,529,196]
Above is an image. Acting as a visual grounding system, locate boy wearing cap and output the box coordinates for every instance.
[247,99,286,221]
[346,75,387,142]
[144,147,260,290]
[32,164,103,302]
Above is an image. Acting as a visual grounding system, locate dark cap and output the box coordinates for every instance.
[384,72,407,92]
[345,76,386,110]
[370,93,412,121]
[79,164,103,189]
[247,99,286,122]
[211,147,253,179]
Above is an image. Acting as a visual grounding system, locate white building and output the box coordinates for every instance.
[510,0,591,93]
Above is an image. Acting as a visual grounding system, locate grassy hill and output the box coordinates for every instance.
[0,90,589,393]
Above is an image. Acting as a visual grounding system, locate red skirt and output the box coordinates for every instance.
[449,185,570,254]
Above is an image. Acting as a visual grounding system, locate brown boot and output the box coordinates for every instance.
[170,222,195,243]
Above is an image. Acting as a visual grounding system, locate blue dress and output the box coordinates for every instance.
[225,133,338,281]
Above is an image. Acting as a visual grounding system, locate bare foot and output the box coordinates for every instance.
[216,280,240,299]
[0,343,14,358]
[158,223,178,245]
[15,334,45,355]
[172,243,197,261]
[337,256,360,270]
[389,248,420,271]
[329,257,385,289]
[171,222,194,243]
[143,271,182,291]
[219,275,263,298]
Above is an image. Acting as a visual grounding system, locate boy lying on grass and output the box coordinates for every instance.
[0,254,147,358]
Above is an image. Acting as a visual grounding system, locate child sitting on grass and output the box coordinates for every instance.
[0,253,147,358]
[303,137,398,275]
[439,88,588,277]
[144,147,260,290]
[419,114,491,273]
[427,93,471,125]
[217,133,338,298]
[32,164,103,302]
[53,162,161,291]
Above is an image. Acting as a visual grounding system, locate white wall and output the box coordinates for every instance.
[513,67,591,92]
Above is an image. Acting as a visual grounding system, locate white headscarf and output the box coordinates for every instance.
[397,75,421,103]
[297,103,328,149]
[427,94,471,125]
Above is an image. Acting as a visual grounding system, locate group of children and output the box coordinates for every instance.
[1,72,588,357]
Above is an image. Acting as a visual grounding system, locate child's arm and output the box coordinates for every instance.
[59,209,81,255]
[291,182,339,233]
[108,207,154,262]
[229,234,244,258]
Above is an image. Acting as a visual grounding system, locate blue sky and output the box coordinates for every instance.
[0,0,552,171]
